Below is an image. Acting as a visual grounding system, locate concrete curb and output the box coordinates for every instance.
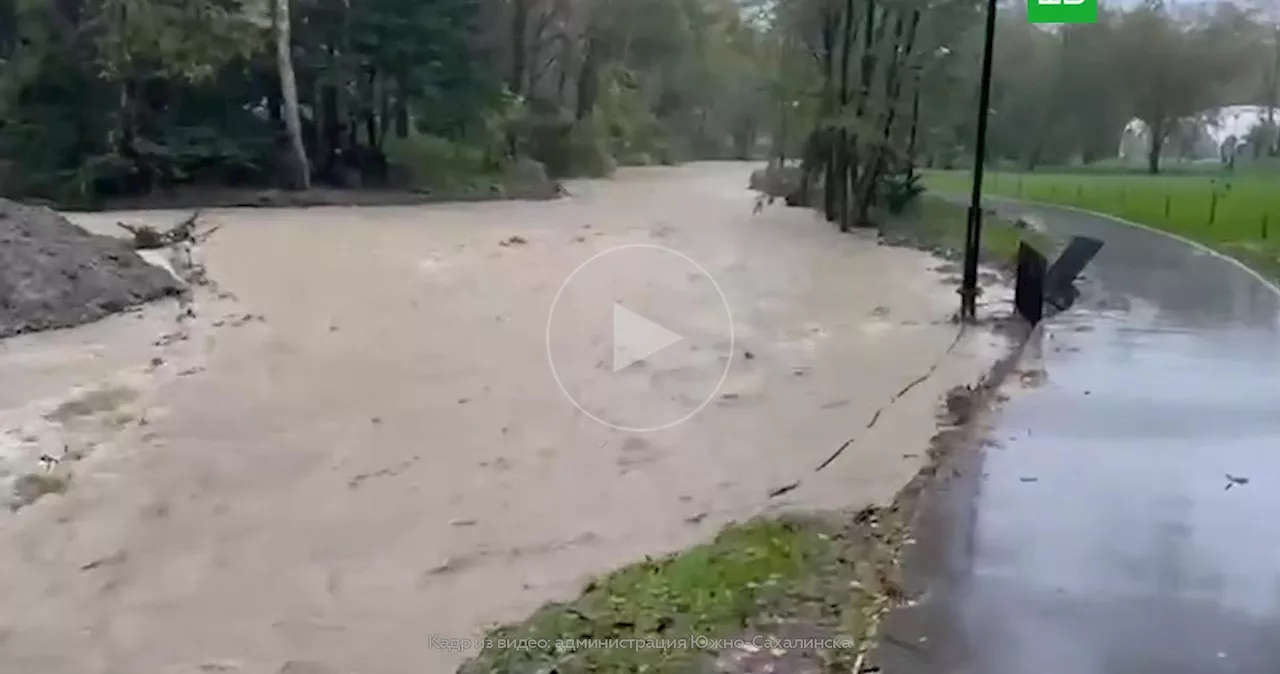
[988,196,1280,298]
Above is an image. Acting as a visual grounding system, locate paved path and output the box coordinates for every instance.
[880,202,1280,674]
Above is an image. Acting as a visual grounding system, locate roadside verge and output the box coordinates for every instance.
[456,318,1034,674]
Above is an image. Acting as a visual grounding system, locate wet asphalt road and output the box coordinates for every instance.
[878,202,1280,674]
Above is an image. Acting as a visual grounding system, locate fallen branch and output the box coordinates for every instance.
[814,438,854,473]
[117,210,213,250]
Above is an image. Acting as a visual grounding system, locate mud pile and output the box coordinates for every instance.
[0,198,182,339]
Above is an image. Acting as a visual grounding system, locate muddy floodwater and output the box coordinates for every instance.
[0,163,1008,674]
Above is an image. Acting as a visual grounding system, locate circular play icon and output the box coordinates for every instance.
[545,244,734,432]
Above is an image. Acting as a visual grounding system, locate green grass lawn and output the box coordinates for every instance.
[923,170,1280,279]
[879,194,1054,268]
[457,515,890,674]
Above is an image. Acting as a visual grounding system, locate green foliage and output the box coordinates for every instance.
[567,115,620,177]
[880,193,1054,266]
[924,169,1280,276]
[458,516,870,674]
[383,133,489,189]
[520,111,617,179]
[90,0,264,81]
[878,170,925,215]
[863,0,1280,174]
[0,0,776,203]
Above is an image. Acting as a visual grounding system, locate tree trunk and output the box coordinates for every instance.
[267,72,283,124]
[905,77,920,179]
[274,0,310,190]
[1270,28,1280,154]
[1146,121,1164,175]
[393,73,410,138]
[510,0,531,96]
[574,37,600,120]
[835,0,857,232]
[854,8,914,227]
[846,2,880,225]
[818,0,839,224]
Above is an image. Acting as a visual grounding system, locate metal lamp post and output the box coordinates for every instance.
[960,0,1000,322]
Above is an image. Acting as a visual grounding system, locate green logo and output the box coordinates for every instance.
[1026,0,1097,24]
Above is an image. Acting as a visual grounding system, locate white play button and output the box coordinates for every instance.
[612,303,683,372]
[545,243,734,432]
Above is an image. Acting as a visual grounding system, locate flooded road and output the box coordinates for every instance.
[0,164,1009,674]
[880,203,1280,673]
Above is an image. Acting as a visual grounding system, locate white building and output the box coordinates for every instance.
[1117,105,1273,164]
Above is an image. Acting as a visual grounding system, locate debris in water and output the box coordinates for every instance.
[768,482,799,498]
[79,550,127,571]
[815,438,854,472]
[116,211,217,250]
[498,235,527,247]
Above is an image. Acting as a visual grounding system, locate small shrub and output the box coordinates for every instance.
[521,114,615,178]
[564,116,616,178]
[749,162,804,199]
[878,171,925,215]
[500,158,562,200]
[383,133,489,190]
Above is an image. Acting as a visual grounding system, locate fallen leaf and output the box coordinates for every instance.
[1225,474,1250,490]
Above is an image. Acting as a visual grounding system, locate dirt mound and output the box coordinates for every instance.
[0,198,182,338]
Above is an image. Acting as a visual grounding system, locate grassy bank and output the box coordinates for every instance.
[747,163,1052,267]
[458,514,894,674]
[923,170,1280,279]
[879,194,1055,268]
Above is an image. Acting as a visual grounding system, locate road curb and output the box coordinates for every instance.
[990,197,1280,298]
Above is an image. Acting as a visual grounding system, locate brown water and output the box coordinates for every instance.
[0,163,1007,674]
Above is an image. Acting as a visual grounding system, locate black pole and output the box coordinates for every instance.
[960,0,999,322]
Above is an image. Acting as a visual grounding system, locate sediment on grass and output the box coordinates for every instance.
[456,320,1034,674]
[0,198,182,339]
[747,163,1054,272]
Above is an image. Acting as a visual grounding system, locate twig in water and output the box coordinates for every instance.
[815,438,854,473]
[945,325,967,354]
[892,326,965,402]
[768,481,799,498]
[892,368,935,402]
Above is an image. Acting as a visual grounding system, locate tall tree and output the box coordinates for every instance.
[273,0,309,189]
[1114,1,1243,173]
